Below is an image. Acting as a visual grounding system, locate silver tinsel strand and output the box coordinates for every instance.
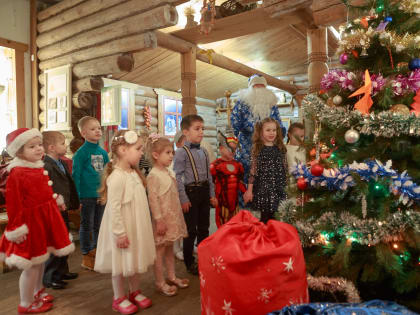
[307,274,361,303]
[302,94,420,137]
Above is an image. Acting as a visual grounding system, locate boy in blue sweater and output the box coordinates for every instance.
[72,116,109,270]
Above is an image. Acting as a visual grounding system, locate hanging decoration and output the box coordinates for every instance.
[339,53,348,65]
[143,106,152,130]
[349,70,373,115]
[198,48,216,64]
[344,129,360,144]
[411,89,420,116]
[200,0,216,35]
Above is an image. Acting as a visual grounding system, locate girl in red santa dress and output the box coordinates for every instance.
[0,128,74,314]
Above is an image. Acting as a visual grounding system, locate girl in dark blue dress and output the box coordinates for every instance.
[243,118,288,223]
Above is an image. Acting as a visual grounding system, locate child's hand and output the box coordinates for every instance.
[59,204,67,212]
[182,202,192,213]
[116,235,130,249]
[243,189,253,204]
[210,197,218,207]
[156,220,167,236]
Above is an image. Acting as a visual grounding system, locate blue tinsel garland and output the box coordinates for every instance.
[292,159,420,205]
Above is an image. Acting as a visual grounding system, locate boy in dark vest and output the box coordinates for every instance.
[173,115,217,275]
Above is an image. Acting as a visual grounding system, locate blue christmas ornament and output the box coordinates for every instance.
[384,16,392,22]
[409,58,420,70]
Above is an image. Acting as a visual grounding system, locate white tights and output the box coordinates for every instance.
[112,274,141,300]
[19,263,45,307]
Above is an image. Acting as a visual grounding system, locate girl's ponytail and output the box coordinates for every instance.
[98,160,114,205]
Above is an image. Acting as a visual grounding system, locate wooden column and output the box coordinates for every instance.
[181,47,197,117]
[307,27,328,93]
[306,27,328,140]
[30,0,39,129]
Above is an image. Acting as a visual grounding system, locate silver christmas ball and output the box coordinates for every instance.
[344,129,360,144]
[333,95,343,105]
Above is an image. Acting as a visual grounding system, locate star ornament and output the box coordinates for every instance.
[222,300,235,315]
[283,257,294,272]
[349,69,373,115]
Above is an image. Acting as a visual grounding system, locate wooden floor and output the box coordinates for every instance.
[0,244,201,315]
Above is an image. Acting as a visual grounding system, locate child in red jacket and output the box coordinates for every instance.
[0,128,74,314]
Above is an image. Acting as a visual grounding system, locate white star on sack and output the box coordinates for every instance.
[222,300,235,315]
[283,257,294,272]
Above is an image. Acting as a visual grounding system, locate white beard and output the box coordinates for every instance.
[238,87,278,119]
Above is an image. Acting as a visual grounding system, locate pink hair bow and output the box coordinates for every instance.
[149,133,163,143]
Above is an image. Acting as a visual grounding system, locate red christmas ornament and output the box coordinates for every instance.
[311,164,324,177]
[297,177,307,190]
[351,50,359,58]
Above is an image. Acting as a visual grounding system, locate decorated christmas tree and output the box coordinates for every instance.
[278,0,420,310]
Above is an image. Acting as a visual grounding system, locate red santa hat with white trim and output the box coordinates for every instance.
[6,128,42,157]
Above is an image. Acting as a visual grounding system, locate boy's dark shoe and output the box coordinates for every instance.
[44,281,66,290]
[62,272,78,280]
[187,263,199,276]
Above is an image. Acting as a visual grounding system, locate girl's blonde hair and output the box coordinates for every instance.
[146,135,173,165]
[251,117,286,160]
[98,130,146,204]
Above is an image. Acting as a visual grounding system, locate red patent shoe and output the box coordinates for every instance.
[112,296,138,315]
[129,290,152,309]
[18,300,52,314]
[34,288,54,303]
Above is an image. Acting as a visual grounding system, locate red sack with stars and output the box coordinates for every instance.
[198,210,308,315]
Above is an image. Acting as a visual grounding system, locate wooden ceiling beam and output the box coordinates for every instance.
[170,7,308,45]
[156,31,298,94]
[196,48,298,94]
[312,0,367,26]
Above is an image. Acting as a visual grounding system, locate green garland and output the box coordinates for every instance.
[303,94,420,137]
[277,200,420,248]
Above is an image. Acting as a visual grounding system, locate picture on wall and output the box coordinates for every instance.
[44,65,72,131]
[101,86,121,126]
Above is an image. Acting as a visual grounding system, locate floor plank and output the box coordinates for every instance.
[0,243,201,315]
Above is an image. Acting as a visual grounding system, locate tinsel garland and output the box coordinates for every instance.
[307,274,361,303]
[337,27,420,56]
[292,160,420,205]
[303,94,420,137]
[277,200,420,248]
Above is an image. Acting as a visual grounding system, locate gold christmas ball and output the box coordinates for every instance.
[389,104,410,115]
[321,144,330,153]
[327,97,335,107]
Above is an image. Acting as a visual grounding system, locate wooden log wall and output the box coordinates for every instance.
[196,97,217,157]
[35,0,183,143]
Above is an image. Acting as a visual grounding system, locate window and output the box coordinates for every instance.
[163,96,182,137]
[0,46,16,151]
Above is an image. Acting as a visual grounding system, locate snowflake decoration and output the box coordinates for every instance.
[257,288,273,304]
[200,271,206,287]
[283,257,294,272]
[222,300,235,315]
[211,256,226,273]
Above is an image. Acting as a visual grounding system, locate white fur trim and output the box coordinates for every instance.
[7,157,44,172]
[248,75,267,87]
[7,128,42,157]
[4,224,28,242]
[4,252,50,270]
[56,194,64,206]
[48,242,75,257]
[1,242,74,270]
[238,87,278,119]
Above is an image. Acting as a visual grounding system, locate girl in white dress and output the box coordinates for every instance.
[146,135,188,297]
[95,130,156,315]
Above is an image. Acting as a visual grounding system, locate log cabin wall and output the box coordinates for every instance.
[35,0,185,146]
